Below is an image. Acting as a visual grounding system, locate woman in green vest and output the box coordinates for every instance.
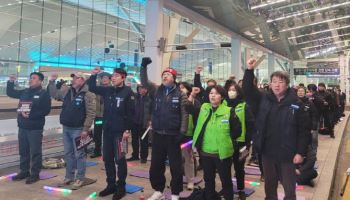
[192,85,241,200]
[225,81,255,200]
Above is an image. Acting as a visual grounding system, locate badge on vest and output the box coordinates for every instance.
[115,97,124,107]
[221,119,229,124]
[290,104,299,114]
[172,97,179,103]
[33,95,40,99]
[75,97,83,106]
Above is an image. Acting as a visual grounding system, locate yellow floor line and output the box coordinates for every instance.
[342,174,350,200]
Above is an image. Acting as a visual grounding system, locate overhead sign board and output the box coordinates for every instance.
[294,68,340,76]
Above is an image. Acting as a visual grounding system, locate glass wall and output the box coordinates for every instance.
[0,0,145,94]
[163,10,231,85]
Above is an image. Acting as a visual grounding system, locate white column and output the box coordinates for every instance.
[339,53,350,105]
[144,0,164,84]
[289,62,295,86]
[268,53,275,76]
[231,37,243,79]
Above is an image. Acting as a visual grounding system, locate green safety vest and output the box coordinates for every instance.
[235,102,246,143]
[185,114,194,137]
[192,103,234,160]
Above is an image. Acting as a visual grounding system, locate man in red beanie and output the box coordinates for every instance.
[140,57,188,200]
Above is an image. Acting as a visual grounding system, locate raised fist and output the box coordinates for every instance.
[247,58,257,70]
[91,67,101,75]
[50,73,58,81]
[9,74,16,82]
[141,57,152,67]
[191,87,201,96]
[195,65,203,74]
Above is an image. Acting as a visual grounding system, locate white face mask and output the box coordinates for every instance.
[228,90,237,99]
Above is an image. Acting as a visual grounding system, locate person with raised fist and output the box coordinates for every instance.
[245,58,309,200]
[48,71,96,190]
[193,64,217,104]
[90,67,111,159]
[88,66,135,200]
[140,57,189,200]
[7,72,51,184]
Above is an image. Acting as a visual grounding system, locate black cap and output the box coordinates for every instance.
[98,72,112,79]
[318,83,326,88]
[30,72,44,81]
[114,68,127,78]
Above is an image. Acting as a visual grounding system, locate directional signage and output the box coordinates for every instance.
[294,68,340,76]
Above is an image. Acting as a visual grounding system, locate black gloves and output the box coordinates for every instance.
[141,57,152,67]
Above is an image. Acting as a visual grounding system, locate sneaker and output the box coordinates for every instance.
[71,179,84,190]
[126,157,140,161]
[238,191,246,200]
[147,191,164,200]
[187,182,194,190]
[12,172,30,181]
[25,176,40,184]
[99,185,116,197]
[141,159,147,164]
[112,186,126,200]
[171,195,179,200]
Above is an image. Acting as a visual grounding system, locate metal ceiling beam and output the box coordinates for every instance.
[164,0,292,62]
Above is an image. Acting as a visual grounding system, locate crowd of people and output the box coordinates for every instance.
[6,57,346,200]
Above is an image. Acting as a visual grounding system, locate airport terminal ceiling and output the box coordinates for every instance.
[175,0,350,60]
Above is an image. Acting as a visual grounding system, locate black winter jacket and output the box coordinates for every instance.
[254,89,309,160]
[88,75,135,134]
[7,81,51,130]
[140,66,188,135]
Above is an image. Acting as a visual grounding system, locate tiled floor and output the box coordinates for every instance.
[0,113,348,200]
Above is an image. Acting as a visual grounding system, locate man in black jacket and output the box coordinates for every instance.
[140,57,188,200]
[317,83,335,138]
[6,72,51,184]
[246,59,309,200]
[88,67,135,200]
[127,84,151,163]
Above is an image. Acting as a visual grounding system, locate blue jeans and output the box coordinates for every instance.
[63,126,86,181]
[18,128,43,177]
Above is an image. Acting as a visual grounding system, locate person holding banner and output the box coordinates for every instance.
[88,67,135,200]
[127,84,152,163]
[6,72,51,184]
[140,57,188,200]
[48,72,96,189]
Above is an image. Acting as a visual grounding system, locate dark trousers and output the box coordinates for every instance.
[131,124,148,160]
[233,143,247,191]
[93,117,103,155]
[297,169,318,185]
[321,111,334,132]
[201,155,233,200]
[103,130,127,187]
[18,128,43,177]
[150,133,183,195]
[262,155,296,200]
